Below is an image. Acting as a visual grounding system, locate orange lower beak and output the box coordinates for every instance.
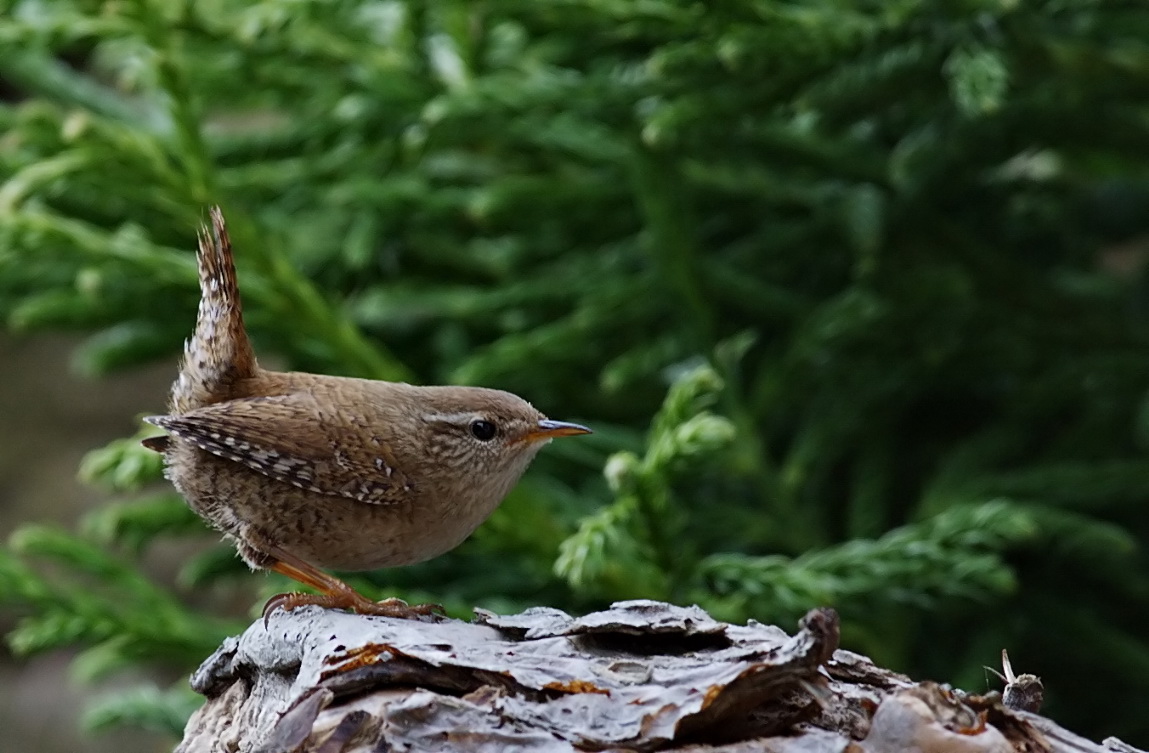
[520,419,592,444]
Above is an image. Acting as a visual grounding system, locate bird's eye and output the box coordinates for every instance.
[469,420,497,441]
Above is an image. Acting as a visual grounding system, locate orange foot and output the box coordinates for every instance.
[257,542,444,625]
[262,591,444,624]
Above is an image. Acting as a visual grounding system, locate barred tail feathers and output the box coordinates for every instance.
[171,206,257,413]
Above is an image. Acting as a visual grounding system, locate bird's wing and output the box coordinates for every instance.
[145,393,410,505]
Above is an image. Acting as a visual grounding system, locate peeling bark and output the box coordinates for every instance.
[175,600,1145,753]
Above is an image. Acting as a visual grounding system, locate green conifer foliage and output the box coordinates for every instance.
[2,0,1148,744]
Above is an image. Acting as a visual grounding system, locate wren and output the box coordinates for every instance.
[142,207,591,619]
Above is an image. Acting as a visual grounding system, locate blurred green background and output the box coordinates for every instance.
[2,0,1149,750]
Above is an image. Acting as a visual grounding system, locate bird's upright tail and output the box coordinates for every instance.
[171,206,258,414]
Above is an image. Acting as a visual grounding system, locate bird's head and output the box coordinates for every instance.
[412,386,591,479]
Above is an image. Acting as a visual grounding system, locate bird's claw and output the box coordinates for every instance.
[365,597,447,619]
[262,592,446,627]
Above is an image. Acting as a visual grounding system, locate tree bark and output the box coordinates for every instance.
[176,600,1144,753]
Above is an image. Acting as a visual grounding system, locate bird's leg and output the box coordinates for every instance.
[259,544,443,622]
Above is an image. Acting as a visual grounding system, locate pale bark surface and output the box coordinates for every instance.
[176,600,1144,753]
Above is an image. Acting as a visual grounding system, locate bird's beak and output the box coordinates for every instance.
[519,419,592,444]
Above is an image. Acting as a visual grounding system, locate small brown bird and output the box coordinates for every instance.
[143,207,590,618]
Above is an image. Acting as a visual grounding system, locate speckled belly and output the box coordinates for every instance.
[164,442,496,571]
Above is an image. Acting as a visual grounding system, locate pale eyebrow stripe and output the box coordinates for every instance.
[420,412,479,424]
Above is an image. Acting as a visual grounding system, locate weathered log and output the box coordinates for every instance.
[175,600,1145,753]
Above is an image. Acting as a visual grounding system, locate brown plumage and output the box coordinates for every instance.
[144,208,590,618]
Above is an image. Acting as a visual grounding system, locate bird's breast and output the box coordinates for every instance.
[165,433,533,572]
